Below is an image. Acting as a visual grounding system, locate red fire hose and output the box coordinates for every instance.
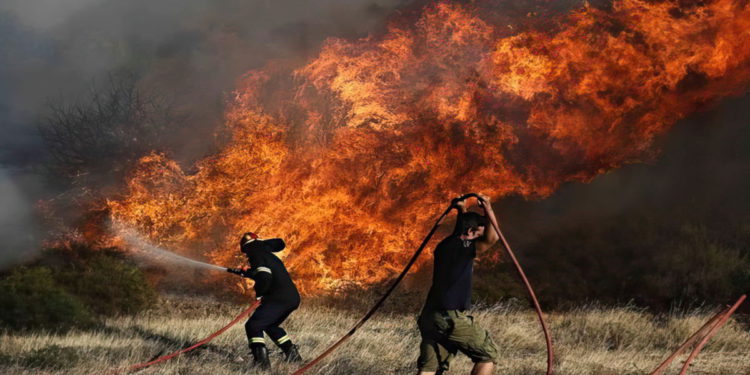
[292,193,554,375]
[649,306,729,375]
[678,294,746,375]
[649,294,746,375]
[479,195,554,375]
[112,299,261,374]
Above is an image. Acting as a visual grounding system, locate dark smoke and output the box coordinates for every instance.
[499,92,750,246]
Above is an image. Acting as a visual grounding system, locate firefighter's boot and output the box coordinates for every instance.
[282,344,303,363]
[251,345,271,370]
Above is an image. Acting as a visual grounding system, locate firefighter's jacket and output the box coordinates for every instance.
[242,239,300,306]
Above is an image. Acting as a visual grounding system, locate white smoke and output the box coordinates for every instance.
[0,0,103,30]
[0,167,37,269]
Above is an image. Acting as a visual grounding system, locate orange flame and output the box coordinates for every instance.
[108,0,750,294]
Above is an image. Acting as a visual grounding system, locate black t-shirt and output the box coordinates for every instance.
[424,235,476,311]
[245,239,301,307]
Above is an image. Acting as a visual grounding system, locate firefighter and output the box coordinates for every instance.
[228,232,302,369]
[416,194,500,375]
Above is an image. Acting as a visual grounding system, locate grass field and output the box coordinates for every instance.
[1,295,748,375]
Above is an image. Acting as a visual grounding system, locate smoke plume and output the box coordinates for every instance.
[0,168,37,269]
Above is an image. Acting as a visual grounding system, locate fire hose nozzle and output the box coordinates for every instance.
[226,268,244,276]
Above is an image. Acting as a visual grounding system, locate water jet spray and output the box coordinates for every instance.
[110,221,228,272]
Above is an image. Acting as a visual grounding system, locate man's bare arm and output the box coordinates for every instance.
[476,193,500,252]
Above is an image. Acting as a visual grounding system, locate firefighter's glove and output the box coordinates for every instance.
[227,268,251,277]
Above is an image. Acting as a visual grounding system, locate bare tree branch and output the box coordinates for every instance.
[37,72,183,192]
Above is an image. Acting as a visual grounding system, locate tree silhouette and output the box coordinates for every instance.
[38,73,181,192]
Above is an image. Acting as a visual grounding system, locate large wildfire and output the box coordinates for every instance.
[105,0,750,294]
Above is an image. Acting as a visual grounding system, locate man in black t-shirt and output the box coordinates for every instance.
[228,232,302,370]
[417,194,500,375]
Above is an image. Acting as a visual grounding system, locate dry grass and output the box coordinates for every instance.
[1,296,748,375]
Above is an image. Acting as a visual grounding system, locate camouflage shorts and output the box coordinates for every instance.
[417,309,498,372]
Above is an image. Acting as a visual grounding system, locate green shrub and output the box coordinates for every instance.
[41,243,157,316]
[643,224,750,306]
[0,267,92,331]
[0,243,157,331]
[495,215,750,310]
